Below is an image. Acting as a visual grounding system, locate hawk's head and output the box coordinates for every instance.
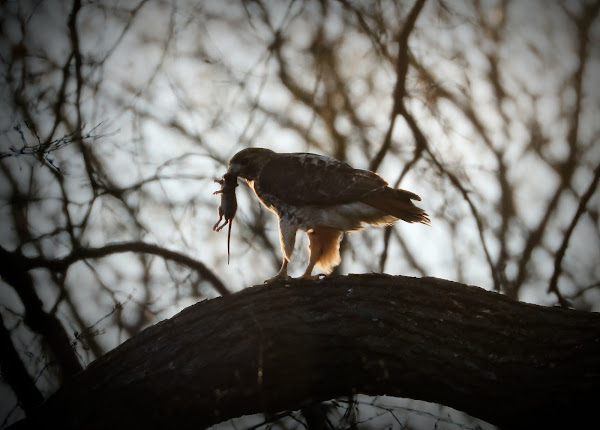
[227,148,276,180]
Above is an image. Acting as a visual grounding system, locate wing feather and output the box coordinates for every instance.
[256,153,386,206]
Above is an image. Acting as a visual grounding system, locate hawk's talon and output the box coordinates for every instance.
[264,274,290,284]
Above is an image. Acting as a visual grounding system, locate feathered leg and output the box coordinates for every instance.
[302,229,342,278]
[301,232,322,279]
[265,217,297,282]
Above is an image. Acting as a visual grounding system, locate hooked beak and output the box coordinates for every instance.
[226,162,241,176]
[227,162,250,180]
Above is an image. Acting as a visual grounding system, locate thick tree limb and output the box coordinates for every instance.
[9,274,600,430]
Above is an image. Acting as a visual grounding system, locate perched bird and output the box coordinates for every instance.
[226,148,429,281]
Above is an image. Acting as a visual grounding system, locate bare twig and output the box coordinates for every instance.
[19,242,231,297]
[369,0,427,173]
[548,164,600,307]
[1,122,118,171]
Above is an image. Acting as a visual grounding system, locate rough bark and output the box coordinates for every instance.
[9,274,600,430]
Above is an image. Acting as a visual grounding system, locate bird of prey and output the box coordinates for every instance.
[226,148,429,281]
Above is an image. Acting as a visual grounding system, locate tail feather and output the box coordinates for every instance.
[362,187,430,225]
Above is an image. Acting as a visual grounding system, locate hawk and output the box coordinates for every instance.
[226,148,429,281]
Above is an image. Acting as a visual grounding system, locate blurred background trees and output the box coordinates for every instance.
[0,0,598,428]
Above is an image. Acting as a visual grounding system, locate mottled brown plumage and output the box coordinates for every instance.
[226,148,428,281]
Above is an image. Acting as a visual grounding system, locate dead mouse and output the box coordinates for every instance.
[213,172,238,263]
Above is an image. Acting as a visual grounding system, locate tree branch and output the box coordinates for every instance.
[0,247,84,380]
[548,164,600,306]
[0,313,44,416]
[18,241,231,297]
[10,274,600,430]
[513,2,600,295]
[369,0,426,172]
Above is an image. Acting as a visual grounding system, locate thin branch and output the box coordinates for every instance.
[369,0,427,173]
[548,164,600,307]
[1,122,118,171]
[567,282,600,301]
[386,96,501,291]
[512,3,599,295]
[20,241,231,297]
